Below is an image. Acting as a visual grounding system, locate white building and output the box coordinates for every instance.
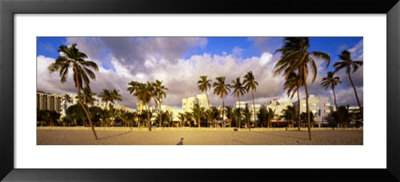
[294,95,332,124]
[161,105,184,121]
[235,101,260,122]
[265,99,293,121]
[182,93,211,112]
[37,91,63,112]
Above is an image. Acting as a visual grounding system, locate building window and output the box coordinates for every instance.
[325,103,331,106]
[325,110,330,113]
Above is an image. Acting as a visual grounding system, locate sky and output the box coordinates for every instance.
[37,37,363,109]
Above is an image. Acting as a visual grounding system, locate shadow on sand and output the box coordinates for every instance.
[98,131,132,140]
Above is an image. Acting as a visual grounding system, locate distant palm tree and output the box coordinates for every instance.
[274,37,330,140]
[198,75,212,108]
[225,106,235,128]
[213,77,231,127]
[48,43,99,139]
[79,87,97,106]
[62,94,73,104]
[280,105,296,127]
[234,108,242,128]
[99,89,112,110]
[153,80,168,128]
[178,113,185,127]
[184,112,193,127]
[283,72,302,131]
[334,50,363,110]
[231,77,246,128]
[243,106,251,129]
[192,103,205,128]
[266,108,276,128]
[243,71,258,126]
[321,71,341,110]
[127,81,154,131]
[110,89,122,105]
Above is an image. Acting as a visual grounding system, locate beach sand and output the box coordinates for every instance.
[37,127,363,145]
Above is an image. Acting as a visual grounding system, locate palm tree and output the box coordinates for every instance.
[225,106,235,127]
[321,71,341,110]
[78,87,97,106]
[48,43,99,139]
[274,37,330,140]
[192,103,205,128]
[178,113,185,127]
[231,77,246,128]
[283,72,302,131]
[280,105,296,127]
[243,106,251,129]
[184,112,193,127]
[62,94,73,104]
[266,108,276,128]
[234,108,242,128]
[243,71,258,126]
[110,89,122,106]
[127,81,154,131]
[213,77,231,127]
[334,50,363,110]
[99,89,112,110]
[198,75,212,108]
[153,80,168,128]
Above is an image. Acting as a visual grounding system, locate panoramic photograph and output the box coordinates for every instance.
[36,37,363,145]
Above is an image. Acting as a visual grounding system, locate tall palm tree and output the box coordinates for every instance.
[48,43,99,139]
[213,77,231,127]
[283,72,302,131]
[78,87,97,106]
[243,71,258,126]
[334,50,363,110]
[99,89,112,110]
[274,37,330,140]
[127,81,154,131]
[110,89,122,106]
[127,81,141,112]
[231,77,247,128]
[153,80,168,128]
[198,75,212,108]
[321,71,341,110]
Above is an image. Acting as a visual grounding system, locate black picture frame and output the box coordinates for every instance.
[1,0,399,181]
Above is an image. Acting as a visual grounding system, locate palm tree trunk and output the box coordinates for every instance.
[238,96,241,128]
[303,74,312,141]
[159,100,162,128]
[251,90,256,129]
[332,87,338,110]
[222,98,225,128]
[75,73,97,140]
[348,73,362,109]
[297,90,301,131]
[146,105,151,131]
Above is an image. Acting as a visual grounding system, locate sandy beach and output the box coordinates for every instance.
[37,127,363,145]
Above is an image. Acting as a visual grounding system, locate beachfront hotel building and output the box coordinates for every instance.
[37,91,63,112]
[182,93,211,112]
[235,101,261,122]
[265,99,293,121]
[161,105,184,122]
[294,95,332,124]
